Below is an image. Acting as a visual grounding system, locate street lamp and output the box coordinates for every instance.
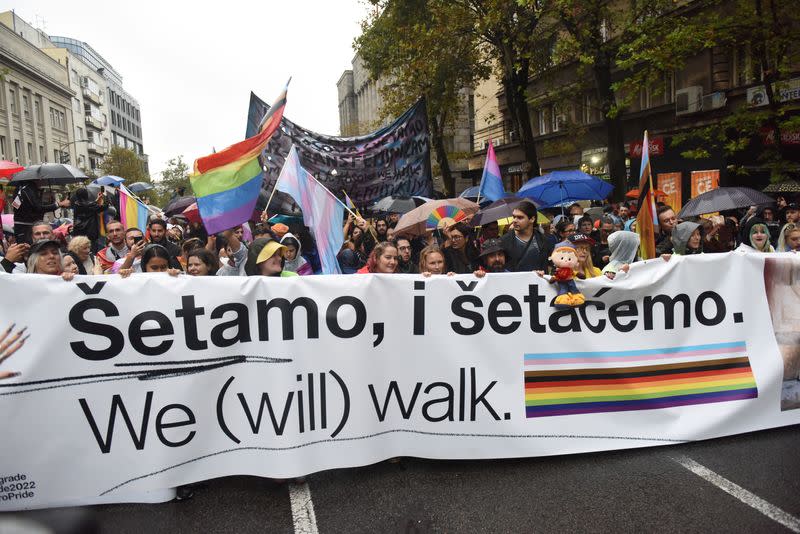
[56,139,89,164]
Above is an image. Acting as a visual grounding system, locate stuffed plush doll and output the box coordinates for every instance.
[549,242,586,308]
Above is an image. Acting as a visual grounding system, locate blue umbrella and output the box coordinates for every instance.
[517,170,613,208]
[93,175,125,187]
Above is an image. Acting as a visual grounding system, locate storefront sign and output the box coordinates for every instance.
[747,78,800,107]
[657,172,682,211]
[691,170,719,198]
[630,137,665,158]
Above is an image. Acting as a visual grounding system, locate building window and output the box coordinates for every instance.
[23,95,29,117]
[14,140,21,162]
[9,89,16,114]
[551,104,565,132]
[34,100,42,122]
[39,145,44,162]
[77,127,84,140]
[27,142,33,162]
[538,108,549,135]
[733,45,762,87]
[0,136,5,158]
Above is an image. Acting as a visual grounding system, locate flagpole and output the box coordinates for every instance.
[262,175,282,217]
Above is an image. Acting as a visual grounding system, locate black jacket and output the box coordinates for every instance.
[500,229,553,272]
[13,184,58,224]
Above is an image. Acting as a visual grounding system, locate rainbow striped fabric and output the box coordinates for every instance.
[635,130,659,259]
[191,84,287,234]
[524,341,757,418]
[119,185,148,232]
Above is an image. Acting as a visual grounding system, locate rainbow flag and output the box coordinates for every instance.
[119,185,149,232]
[191,83,288,234]
[477,140,504,203]
[635,130,659,259]
[524,341,757,418]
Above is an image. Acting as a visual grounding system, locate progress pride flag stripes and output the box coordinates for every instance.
[524,341,757,417]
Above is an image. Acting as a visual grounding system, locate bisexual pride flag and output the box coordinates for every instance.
[191,83,288,234]
[524,341,757,418]
[119,184,149,233]
[477,140,504,203]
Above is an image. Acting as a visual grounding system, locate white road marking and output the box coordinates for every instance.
[289,481,319,534]
[673,455,800,533]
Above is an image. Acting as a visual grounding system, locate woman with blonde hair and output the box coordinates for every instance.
[568,233,601,278]
[67,235,95,275]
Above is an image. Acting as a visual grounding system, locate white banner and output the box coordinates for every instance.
[1,252,799,510]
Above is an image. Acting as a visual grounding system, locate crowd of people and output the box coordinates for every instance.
[1,180,798,285]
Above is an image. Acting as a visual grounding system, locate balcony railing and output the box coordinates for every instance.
[84,114,103,130]
[87,143,106,155]
[82,87,103,106]
[472,122,516,152]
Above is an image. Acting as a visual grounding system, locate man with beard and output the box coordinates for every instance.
[501,201,552,272]
[96,220,128,272]
[147,219,182,267]
[474,238,508,276]
[395,237,417,273]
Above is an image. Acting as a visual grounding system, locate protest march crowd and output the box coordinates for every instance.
[2,179,798,285]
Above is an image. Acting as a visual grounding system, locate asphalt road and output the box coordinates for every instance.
[6,425,800,533]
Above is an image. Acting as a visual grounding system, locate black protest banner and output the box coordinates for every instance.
[247,94,433,207]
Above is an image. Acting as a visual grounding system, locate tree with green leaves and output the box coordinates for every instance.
[459,0,545,176]
[623,0,800,181]
[98,146,149,183]
[542,0,682,200]
[356,0,488,196]
[357,0,545,190]
[155,156,191,207]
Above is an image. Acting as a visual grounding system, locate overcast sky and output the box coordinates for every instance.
[7,1,370,177]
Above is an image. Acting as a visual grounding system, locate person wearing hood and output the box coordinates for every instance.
[777,223,800,252]
[670,221,704,256]
[70,187,105,250]
[741,217,775,253]
[601,231,640,280]
[280,233,312,275]
[244,238,298,277]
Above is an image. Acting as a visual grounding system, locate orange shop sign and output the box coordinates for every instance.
[690,170,719,198]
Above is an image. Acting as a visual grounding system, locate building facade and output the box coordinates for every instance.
[337,52,475,194]
[0,11,147,176]
[467,6,800,206]
[0,13,75,166]
[49,36,147,174]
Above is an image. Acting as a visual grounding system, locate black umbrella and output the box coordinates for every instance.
[370,195,428,214]
[470,197,536,227]
[128,181,155,193]
[10,163,88,185]
[678,187,775,218]
[163,195,196,216]
[256,189,302,217]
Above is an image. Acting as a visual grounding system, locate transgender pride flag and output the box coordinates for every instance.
[477,140,505,203]
[276,146,344,274]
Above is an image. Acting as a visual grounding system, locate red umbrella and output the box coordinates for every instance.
[0,160,23,180]
[182,202,202,224]
[626,188,668,199]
